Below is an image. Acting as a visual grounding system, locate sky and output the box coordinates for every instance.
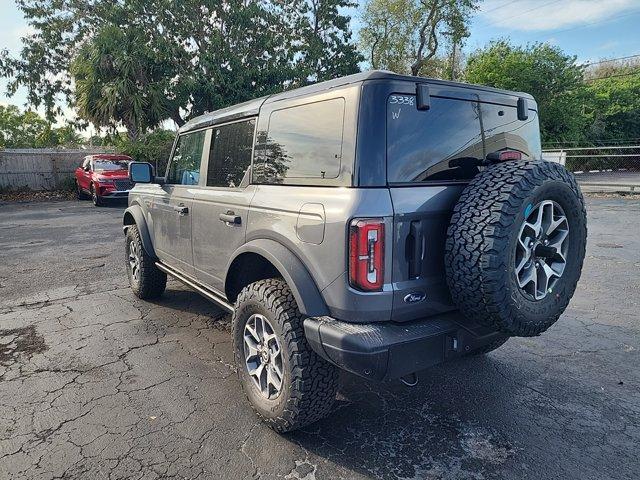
[466,0,640,62]
[0,0,639,123]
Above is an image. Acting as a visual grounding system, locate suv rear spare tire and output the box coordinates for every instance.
[445,160,587,337]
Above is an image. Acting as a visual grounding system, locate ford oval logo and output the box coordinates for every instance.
[404,292,426,304]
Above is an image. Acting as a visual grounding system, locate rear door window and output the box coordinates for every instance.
[166,130,205,185]
[254,98,345,183]
[206,119,256,188]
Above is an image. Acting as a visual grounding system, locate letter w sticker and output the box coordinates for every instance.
[392,108,401,119]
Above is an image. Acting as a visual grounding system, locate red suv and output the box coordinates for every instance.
[75,154,134,206]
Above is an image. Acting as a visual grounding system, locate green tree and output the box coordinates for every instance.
[0,105,81,148]
[359,0,479,77]
[157,0,296,117]
[359,0,417,74]
[578,62,640,168]
[49,125,84,147]
[582,59,640,143]
[1,0,360,129]
[0,105,46,148]
[279,0,362,83]
[464,40,585,144]
[112,129,177,175]
[71,23,176,141]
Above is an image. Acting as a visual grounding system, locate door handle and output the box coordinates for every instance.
[173,205,189,216]
[219,211,241,225]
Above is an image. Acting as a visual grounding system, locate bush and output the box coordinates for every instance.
[58,176,77,192]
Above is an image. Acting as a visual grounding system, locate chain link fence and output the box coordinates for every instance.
[543,146,640,192]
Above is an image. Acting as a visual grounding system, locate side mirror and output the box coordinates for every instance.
[84,165,91,172]
[129,162,154,183]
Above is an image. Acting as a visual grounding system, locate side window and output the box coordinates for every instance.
[82,158,90,170]
[254,98,345,184]
[166,131,206,185]
[206,119,256,188]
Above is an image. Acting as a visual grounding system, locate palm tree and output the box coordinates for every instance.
[71,24,176,140]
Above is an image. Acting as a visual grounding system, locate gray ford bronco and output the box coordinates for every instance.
[123,71,587,432]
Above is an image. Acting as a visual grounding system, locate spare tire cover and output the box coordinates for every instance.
[445,160,587,337]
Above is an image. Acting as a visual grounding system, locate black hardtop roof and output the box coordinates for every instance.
[180,70,534,133]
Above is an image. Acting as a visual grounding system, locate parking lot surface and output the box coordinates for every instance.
[1,197,639,480]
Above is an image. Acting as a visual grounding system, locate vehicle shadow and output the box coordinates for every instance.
[149,286,230,322]
[148,287,527,478]
[287,358,524,478]
[100,199,129,209]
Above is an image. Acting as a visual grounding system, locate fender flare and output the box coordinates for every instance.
[123,204,157,259]
[226,239,330,317]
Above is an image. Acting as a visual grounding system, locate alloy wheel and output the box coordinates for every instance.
[128,240,140,283]
[515,200,570,300]
[243,313,284,399]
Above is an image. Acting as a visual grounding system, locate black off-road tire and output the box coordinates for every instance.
[90,183,104,207]
[445,160,587,337]
[125,225,166,299]
[76,180,88,200]
[233,278,339,433]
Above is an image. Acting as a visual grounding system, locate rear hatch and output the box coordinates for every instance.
[386,86,541,322]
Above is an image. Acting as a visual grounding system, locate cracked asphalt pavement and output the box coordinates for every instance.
[0,197,639,480]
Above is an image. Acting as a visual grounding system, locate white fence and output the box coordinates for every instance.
[0,148,114,191]
[542,150,566,165]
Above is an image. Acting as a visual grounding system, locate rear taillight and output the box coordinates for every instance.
[349,218,385,291]
[486,149,523,163]
[498,150,522,161]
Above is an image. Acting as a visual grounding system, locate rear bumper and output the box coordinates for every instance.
[304,312,506,381]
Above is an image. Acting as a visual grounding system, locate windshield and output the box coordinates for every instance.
[94,160,130,171]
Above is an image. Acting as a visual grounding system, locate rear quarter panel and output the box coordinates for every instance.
[247,186,395,322]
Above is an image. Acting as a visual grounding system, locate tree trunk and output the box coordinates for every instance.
[411,3,440,76]
[449,40,457,80]
[126,122,139,142]
[171,110,185,128]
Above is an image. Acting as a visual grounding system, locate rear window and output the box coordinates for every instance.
[254,98,345,183]
[387,95,540,183]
